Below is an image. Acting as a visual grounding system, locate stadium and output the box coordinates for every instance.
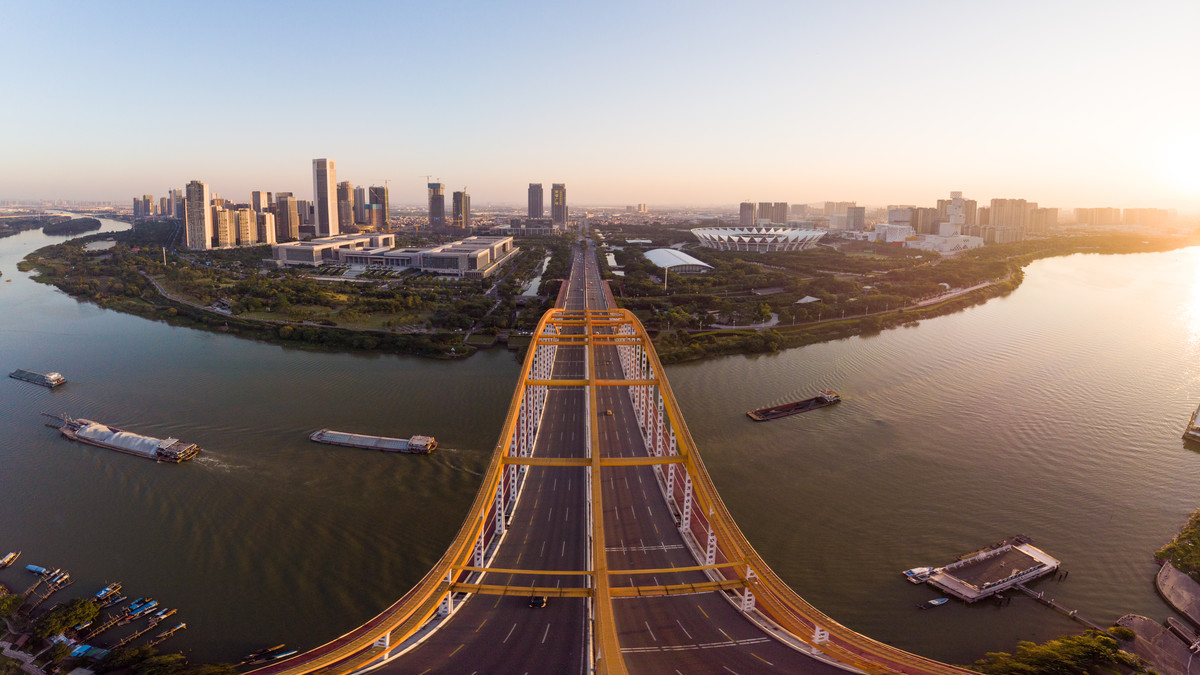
[690,226,826,252]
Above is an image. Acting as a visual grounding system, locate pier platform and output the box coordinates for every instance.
[927,535,1059,602]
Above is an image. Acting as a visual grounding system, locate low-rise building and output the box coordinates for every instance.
[271,234,517,278]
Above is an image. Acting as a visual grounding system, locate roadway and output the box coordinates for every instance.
[384,242,844,673]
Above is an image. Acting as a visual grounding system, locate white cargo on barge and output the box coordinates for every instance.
[309,429,437,454]
[49,415,201,463]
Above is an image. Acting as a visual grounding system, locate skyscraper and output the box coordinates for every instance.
[257,211,277,245]
[772,202,789,224]
[551,183,567,226]
[453,190,471,230]
[235,208,257,246]
[336,181,354,232]
[428,182,446,230]
[312,158,339,237]
[353,185,366,224]
[368,185,389,228]
[757,202,772,224]
[528,183,544,218]
[251,191,269,213]
[276,194,299,241]
[739,202,755,226]
[184,180,212,250]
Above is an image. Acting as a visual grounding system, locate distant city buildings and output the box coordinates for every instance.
[368,185,389,228]
[739,202,755,226]
[336,181,354,232]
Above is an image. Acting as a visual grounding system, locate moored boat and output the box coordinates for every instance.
[921,598,949,608]
[1184,404,1200,442]
[902,566,932,584]
[747,391,840,421]
[0,551,19,568]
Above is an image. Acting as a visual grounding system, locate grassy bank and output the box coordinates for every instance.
[1156,508,1200,582]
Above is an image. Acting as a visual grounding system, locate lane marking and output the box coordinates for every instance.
[722,668,740,675]
[475,619,488,632]
[502,623,518,643]
[751,653,774,666]
[449,644,464,657]
[697,604,709,618]
[645,621,657,642]
[676,619,692,639]
[541,623,552,643]
[719,628,735,643]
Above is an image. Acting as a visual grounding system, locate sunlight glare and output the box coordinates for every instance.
[1162,131,1200,194]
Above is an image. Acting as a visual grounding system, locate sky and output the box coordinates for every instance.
[2,0,1199,212]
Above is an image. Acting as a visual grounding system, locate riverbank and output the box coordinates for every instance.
[17,222,564,360]
[649,233,1198,364]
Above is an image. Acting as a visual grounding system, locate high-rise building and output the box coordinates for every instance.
[336,181,354,232]
[772,202,789,224]
[257,212,277,245]
[528,183,544,218]
[757,202,773,224]
[964,200,978,227]
[368,185,389,228]
[276,195,299,241]
[159,197,168,217]
[428,182,446,230]
[353,186,366,224]
[453,190,471,230]
[790,204,809,218]
[739,202,756,226]
[1029,208,1058,234]
[212,206,234,247]
[312,158,339,237]
[184,180,212,250]
[551,183,567,225]
[845,206,866,231]
[989,198,1032,233]
[235,208,257,246]
[171,188,184,218]
[251,191,269,213]
[141,195,154,216]
[132,197,141,217]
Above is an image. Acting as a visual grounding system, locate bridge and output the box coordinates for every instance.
[249,242,973,674]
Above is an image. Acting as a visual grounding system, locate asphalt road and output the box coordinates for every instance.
[382,242,844,674]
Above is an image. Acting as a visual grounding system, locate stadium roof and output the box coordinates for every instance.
[643,248,713,271]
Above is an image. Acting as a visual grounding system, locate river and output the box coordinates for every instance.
[1,218,1198,665]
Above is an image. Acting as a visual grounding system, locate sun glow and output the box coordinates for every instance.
[1162,132,1200,195]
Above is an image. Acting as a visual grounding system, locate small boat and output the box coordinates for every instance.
[269,650,298,661]
[94,582,121,600]
[747,391,840,421]
[921,598,949,609]
[73,621,92,632]
[0,551,19,568]
[1184,404,1200,442]
[902,567,932,584]
[242,644,286,664]
[25,564,49,575]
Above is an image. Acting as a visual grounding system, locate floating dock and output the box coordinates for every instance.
[309,429,437,454]
[10,369,65,388]
[926,535,1059,602]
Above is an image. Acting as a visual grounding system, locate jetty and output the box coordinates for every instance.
[926,535,1059,602]
[309,428,436,454]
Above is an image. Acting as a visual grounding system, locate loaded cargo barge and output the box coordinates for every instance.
[310,429,437,454]
[747,391,840,421]
[47,415,201,463]
[10,369,65,388]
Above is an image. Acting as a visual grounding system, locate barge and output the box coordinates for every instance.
[310,429,437,454]
[747,391,840,421]
[10,369,65,388]
[48,415,201,463]
[1184,405,1200,442]
[0,551,19,569]
[925,534,1059,602]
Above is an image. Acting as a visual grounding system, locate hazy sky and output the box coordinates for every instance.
[3,0,1199,211]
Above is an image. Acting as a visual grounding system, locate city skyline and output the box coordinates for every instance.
[2,1,1198,212]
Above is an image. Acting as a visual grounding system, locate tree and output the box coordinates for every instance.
[0,593,22,618]
[32,598,98,639]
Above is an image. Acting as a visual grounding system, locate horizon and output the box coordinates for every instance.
[2,1,1198,212]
